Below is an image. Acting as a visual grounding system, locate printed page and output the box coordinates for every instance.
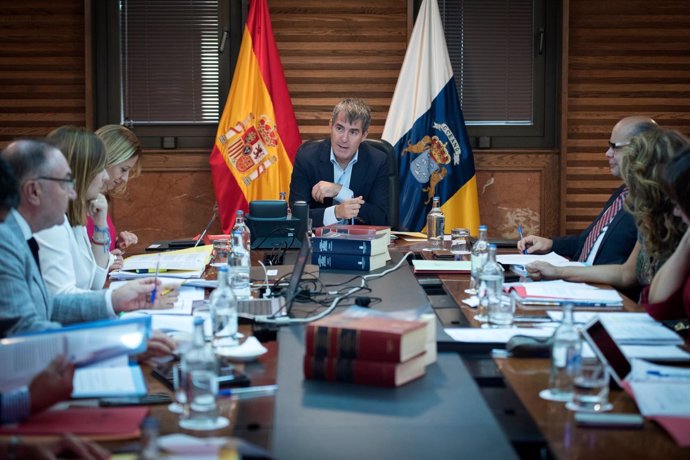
[71,365,147,398]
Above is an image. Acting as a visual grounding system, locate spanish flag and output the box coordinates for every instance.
[210,0,301,233]
[382,0,480,234]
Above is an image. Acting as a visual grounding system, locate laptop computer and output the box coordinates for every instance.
[236,234,311,321]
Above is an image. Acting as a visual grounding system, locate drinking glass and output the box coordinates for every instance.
[566,358,613,412]
[179,369,224,430]
[168,363,186,414]
[450,228,471,259]
[488,293,515,327]
[211,239,230,267]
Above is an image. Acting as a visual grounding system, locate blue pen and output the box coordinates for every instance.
[150,253,161,304]
[218,384,278,399]
[646,370,690,379]
[517,225,527,254]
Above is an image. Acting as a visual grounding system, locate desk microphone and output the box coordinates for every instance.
[194,202,219,247]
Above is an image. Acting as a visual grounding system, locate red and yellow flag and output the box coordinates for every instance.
[210,0,301,233]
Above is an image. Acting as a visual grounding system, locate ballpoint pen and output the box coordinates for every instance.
[150,253,161,304]
[218,385,278,399]
[517,225,527,254]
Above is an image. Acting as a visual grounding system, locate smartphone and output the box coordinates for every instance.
[151,361,251,390]
[99,393,172,407]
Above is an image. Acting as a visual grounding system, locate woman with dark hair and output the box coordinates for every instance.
[641,147,690,321]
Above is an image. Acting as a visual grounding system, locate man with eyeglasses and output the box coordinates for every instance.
[518,116,657,265]
[0,139,160,335]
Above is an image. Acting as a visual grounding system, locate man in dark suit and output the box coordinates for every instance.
[289,98,390,228]
[518,116,657,265]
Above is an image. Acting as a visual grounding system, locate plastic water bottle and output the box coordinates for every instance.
[426,196,445,248]
[229,210,251,299]
[208,265,238,349]
[139,416,160,460]
[179,317,219,430]
[470,225,489,293]
[547,303,582,401]
[476,244,503,323]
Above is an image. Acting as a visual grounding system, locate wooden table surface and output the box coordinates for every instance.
[425,251,690,459]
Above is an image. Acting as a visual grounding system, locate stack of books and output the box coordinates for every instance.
[303,310,428,387]
[310,225,391,271]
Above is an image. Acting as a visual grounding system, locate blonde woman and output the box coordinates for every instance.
[35,127,113,293]
[86,124,142,259]
[35,127,178,313]
[527,126,688,298]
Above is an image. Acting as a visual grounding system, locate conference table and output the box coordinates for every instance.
[109,242,688,459]
[418,247,689,459]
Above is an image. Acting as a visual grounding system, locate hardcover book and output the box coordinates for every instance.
[313,224,391,239]
[311,233,390,257]
[311,252,388,271]
[303,352,426,387]
[305,312,427,362]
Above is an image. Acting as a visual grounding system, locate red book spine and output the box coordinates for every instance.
[303,355,399,387]
[305,324,403,362]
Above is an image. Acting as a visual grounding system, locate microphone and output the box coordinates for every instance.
[194,202,219,247]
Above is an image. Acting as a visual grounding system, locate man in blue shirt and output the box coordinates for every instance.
[289,98,391,227]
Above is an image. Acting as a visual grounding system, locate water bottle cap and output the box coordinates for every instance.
[236,210,244,216]
[479,225,487,231]
[488,243,497,249]
[193,316,204,325]
[217,265,228,272]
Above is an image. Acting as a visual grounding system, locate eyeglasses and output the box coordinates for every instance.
[608,141,630,150]
[34,176,76,190]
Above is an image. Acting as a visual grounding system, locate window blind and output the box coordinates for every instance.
[120,0,220,125]
[440,0,533,125]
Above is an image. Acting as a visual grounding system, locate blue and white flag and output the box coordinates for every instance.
[383,0,480,233]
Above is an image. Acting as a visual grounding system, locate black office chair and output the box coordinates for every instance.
[293,138,400,230]
[361,138,399,230]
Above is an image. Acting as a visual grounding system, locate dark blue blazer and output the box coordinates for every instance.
[289,139,390,228]
[552,185,637,265]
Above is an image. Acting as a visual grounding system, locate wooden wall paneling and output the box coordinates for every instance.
[562,0,690,235]
[475,151,559,239]
[109,150,222,255]
[269,0,408,140]
[0,1,87,146]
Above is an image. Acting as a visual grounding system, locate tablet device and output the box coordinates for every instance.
[581,317,631,387]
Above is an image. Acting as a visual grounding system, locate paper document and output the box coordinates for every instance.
[412,260,471,273]
[0,317,150,391]
[121,244,212,271]
[444,327,553,343]
[72,364,147,398]
[110,280,204,315]
[509,280,623,306]
[547,311,683,345]
[497,252,585,268]
[632,381,690,418]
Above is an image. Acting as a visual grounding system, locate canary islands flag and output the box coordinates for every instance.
[210,0,301,233]
[382,0,479,234]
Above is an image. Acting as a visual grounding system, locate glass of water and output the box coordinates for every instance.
[179,369,222,430]
[211,239,230,267]
[488,293,515,327]
[566,358,613,412]
[450,228,471,259]
[168,363,186,414]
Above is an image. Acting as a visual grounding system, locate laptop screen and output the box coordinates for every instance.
[282,234,311,314]
[581,317,631,386]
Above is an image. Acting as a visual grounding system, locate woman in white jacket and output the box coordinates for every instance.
[35,126,112,294]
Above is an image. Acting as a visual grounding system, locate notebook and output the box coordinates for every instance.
[237,234,311,320]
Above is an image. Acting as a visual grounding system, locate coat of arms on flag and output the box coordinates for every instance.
[402,121,464,205]
[218,113,280,186]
